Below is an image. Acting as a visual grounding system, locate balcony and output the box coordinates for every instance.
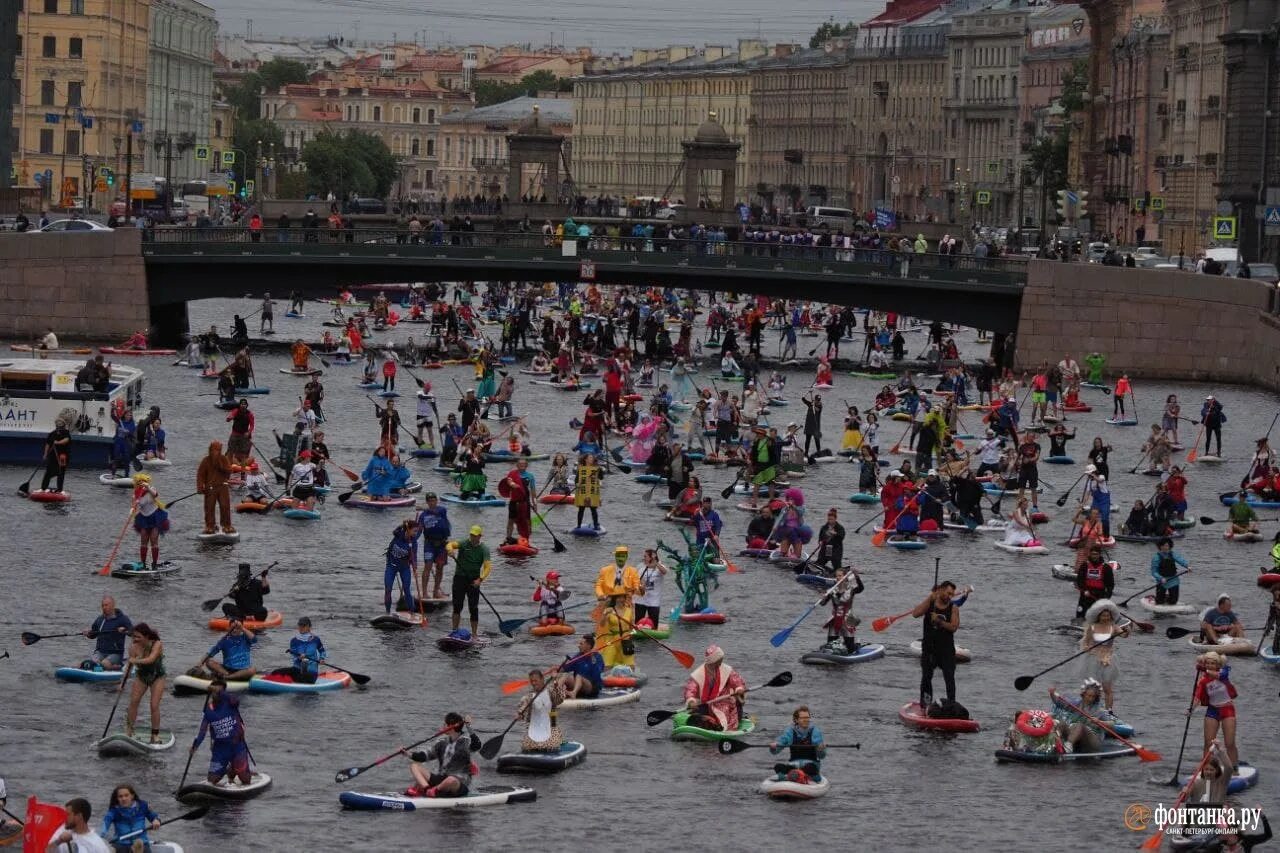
[471,157,508,171]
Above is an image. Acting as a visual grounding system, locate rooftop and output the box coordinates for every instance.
[439,95,572,125]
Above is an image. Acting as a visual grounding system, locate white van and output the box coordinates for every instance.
[804,206,855,228]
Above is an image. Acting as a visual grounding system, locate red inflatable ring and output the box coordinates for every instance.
[1015,709,1055,738]
[1257,572,1280,589]
[530,623,574,637]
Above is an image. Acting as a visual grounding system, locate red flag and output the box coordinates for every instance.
[23,797,68,853]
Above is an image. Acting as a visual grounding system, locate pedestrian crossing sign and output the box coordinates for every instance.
[194,146,209,162]
[1213,216,1237,240]
[976,190,992,206]
[1265,207,1280,226]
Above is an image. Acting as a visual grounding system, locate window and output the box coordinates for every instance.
[64,128,79,155]
[214,119,222,137]
[70,0,83,11]
[43,0,57,11]
[412,107,421,123]
[40,79,55,105]
[16,35,21,56]
[372,105,381,121]
[426,139,434,156]
[39,128,54,154]
[410,137,419,156]
[427,108,435,123]
[67,81,81,106]
[42,36,56,57]
[69,37,82,58]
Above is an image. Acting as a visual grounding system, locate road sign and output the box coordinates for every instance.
[1150,196,1164,211]
[579,259,596,280]
[1265,206,1280,236]
[986,161,1000,175]
[130,121,144,133]
[194,145,210,162]
[221,151,235,166]
[245,179,256,195]
[227,180,236,196]
[1133,198,1146,212]
[1213,216,1237,240]
[976,190,992,206]
[33,172,45,186]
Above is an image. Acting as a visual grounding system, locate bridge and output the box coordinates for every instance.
[139,228,1029,338]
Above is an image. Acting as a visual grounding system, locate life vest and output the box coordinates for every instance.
[787,726,819,761]
[1157,554,1178,578]
[1083,563,1107,593]
[1016,709,1055,738]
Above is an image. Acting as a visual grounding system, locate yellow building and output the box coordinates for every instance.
[14,0,151,207]
[572,41,769,202]
[437,94,571,203]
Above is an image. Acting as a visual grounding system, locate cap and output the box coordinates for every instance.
[1085,464,1096,474]
[299,449,312,459]
[469,525,483,536]
[1218,593,1231,603]
[614,545,629,555]
[545,570,560,581]
[927,469,937,477]
[1206,395,1214,400]
[237,563,251,574]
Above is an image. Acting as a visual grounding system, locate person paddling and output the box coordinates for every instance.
[100,784,161,851]
[1194,651,1241,773]
[83,595,132,672]
[223,563,270,622]
[271,616,325,685]
[682,644,747,731]
[769,705,826,782]
[404,712,479,798]
[190,678,253,787]
[516,669,565,752]
[911,581,961,712]
[196,619,258,682]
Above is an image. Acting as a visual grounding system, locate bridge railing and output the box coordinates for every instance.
[144,227,1029,282]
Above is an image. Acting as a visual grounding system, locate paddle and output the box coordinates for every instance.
[642,479,662,503]
[645,670,793,726]
[308,658,371,686]
[1198,515,1278,525]
[770,575,851,648]
[21,629,98,645]
[96,503,139,576]
[334,723,461,783]
[1163,668,1203,786]
[1048,688,1160,761]
[1141,745,1217,850]
[1164,626,1203,639]
[101,663,133,738]
[498,634,627,696]
[200,564,277,611]
[1255,623,1273,656]
[1185,423,1205,463]
[887,419,913,455]
[703,526,741,574]
[497,601,592,637]
[0,805,22,825]
[15,462,43,496]
[716,739,861,754]
[871,608,914,633]
[1127,446,1151,475]
[117,807,209,842]
[477,587,514,638]
[1012,635,1117,690]
[611,611,696,668]
[872,491,920,547]
[529,501,567,553]
[250,442,288,485]
[1053,472,1087,508]
[161,490,203,509]
[337,480,365,505]
[719,468,744,500]
[1118,569,1191,607]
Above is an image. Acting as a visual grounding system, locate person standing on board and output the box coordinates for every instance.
[911,581,960,710]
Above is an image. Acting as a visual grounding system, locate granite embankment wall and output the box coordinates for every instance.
[0,229,149,341]
[1015,260,1280,390]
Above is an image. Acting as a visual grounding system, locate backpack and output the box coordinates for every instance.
[927,698,970,720]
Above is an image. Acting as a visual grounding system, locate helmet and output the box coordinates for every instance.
[545,570,561,581]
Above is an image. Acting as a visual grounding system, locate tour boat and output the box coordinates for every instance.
[0,358,146,465]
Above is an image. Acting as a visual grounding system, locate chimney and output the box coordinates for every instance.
[703,45,727,62]
[668,45,693,63]
[737,38,767,61]
[774,43,794,58]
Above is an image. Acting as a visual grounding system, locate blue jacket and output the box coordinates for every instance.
[387,527,416,566]
[1150,550,1189,589]
[194,693,244,749]
[101,798,159,844]
[207,632,257,670]
[562,651,604,690]
[289,632,326,676]
[92,610,133,656]
[362,455,396,497]
[416,505,451,542]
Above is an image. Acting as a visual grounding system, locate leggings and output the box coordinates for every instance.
[804,432,822,454]
[1113,396,1126,416]
[1204,425,1221,454]
[452,575,480,619]
[633,604,661,625]
[576,506,600,527]
[384,562,415,613]
[920,653,956,707]
[1154,584,1181,605]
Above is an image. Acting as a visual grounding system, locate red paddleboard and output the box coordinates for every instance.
[99,347,177,355]
[678,611,727,624]
[539,494,574,505]
[898,702,980,733]
[1258,573,1280,589]
[29,489,71,503]
[498,541,539,557]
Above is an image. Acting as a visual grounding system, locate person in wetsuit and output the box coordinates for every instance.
[912,581,960,710]
[223,563,269,621]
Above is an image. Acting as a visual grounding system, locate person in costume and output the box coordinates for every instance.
[131,473,169,571]
[594,546,642,669]
[501,459,535,545]
[820,567,864,653]
[682,644,746,732]
[574,452,602,529]
[534,571,570,626]
[516,669,565,752]
[1195,651,1240,772]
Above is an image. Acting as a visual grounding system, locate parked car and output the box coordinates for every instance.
[350,197,388,214]
[37,219,113,232]
[1085,242,1110,263]
[653,203,686,220]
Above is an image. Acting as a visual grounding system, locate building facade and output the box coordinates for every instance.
[437,94,571,202]
[143,0,216,186]
[260,83,473,199]
[14,0,151,205]
[572,41,770,203]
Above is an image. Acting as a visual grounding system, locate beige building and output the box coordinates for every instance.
[1159,0,1228,255]
[338,46,589,93]
[437,94,571,202]
[143,0,217,185]
[747,42,852,211]
[14,0,151,205]
[572,40,770,203]
[260,82,473,199]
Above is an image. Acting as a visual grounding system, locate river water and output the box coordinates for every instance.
[2,296,1276,851]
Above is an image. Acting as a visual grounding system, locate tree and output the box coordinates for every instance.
[300,129,397,199]
[218,58,310,123]
[231,118,285,194]
[810,19,856,49]
[473,70,572,107]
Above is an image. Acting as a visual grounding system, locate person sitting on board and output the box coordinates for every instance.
[1200,595,1246,644]
[46,797,110,853]
[516,669,565,753]
[745,505,776,550]
[557,633,604,700]
[534,571,569,626]
[100,783,161,851]
[682,644,746,732]
[290,339,312,372]
[1228,491,1261,538]
[224,563,269,622]
[269,616,325,685]
[769,705,826,782]
[1121,499,1152,537]
[820,567,864,653]
[405,712,480,798]
[1049,678,1112,754]
[1194,651,1241,773]
[361,447,396,500]
[692,497,723,557]
[287,449,318,510]
[892,482,922,541]
[190,678,254,787]
[84,595,132,672]
[196,618,258,682]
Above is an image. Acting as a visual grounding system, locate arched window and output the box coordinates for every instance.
[426,139,435,156]
[411,137,420,156]
[427,108,436,123]
[372,105,381,121]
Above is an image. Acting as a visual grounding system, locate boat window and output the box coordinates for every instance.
[0,370,51,392]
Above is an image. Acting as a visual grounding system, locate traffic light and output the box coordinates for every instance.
[238,184,247,199]
[1056,189,1069,220]
[1076,190,1089,219]
[105,168,115,186]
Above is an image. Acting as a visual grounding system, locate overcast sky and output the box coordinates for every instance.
[202,0,887,52]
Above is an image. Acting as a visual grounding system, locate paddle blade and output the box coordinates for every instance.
[722,559,741,574]
[176,806,210,822]
[1013,675,1034,691]
[669,649,695,668]
[1165,626,1193,639]
[16,482,30,495]
[1198,516,1216,525]
[870,529,888,547]
[340,467,360,482]
[610,446,625,462]
[200,598,223,612]
[1140,832,1163,850]
[645,709,676,726]
[20,632,40,646]
[552,539,567,554]
[1135,746,1163,763]
[500,677,531,695]
[720,485,735,499]
[764,670,793,688]
[478,733,506,761]
[334,766,364,783]
[615,463,632,474]
[348,672,372,685]
[337,490,356,504]
[498,618,527,636]
[769,626,796,648]
[871,616,894,632]
[1186,448,1198,463]
[717,739,749,754]
[97,563,113,576]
